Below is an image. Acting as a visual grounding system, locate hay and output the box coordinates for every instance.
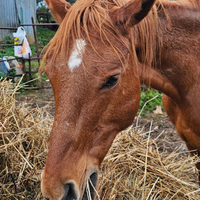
[0,79,52,199]
[97,124,200,200]
[0,80,200,199]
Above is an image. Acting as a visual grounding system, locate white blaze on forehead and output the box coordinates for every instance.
[68,39,87,72]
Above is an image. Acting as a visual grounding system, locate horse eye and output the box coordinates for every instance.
[102,74,120,89]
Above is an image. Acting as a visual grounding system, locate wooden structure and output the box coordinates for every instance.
[0,0,36,44]
[0,19,58,84]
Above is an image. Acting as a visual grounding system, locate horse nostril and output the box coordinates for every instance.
[89,172,97,191]
[63,182,78,200]
[82,171,98,200]
[88,172,98,199]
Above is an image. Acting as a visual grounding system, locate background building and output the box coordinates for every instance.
[0,0,36,44]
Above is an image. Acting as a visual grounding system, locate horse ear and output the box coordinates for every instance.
[45,0,71,24]
[110,0,156,31]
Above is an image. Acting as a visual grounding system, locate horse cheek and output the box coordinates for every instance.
[117,78,140,130]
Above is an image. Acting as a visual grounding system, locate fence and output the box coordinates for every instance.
[0,17,58,86]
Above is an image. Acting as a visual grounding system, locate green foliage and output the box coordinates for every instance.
[37,0,76,5]
[67,0,76,4]
[8,68,16,76]
[42,73,48,81]
[139,89,163,116]
[37,4,54,23]
[0,47,14,58]
[0,36,15,57]
[29,27,55,56]
[37,4,47,12]
[0,72,5,79]
[5,36,13,44]
[0,68,16,82]
[36,27,55,49]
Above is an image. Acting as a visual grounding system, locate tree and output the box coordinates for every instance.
[36,0,76,5]
[67,0,76,4]
[37,0,43,3]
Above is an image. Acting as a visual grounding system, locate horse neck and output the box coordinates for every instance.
[140,0,200,104]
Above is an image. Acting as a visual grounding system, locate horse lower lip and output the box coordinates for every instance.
[82,171,98,200]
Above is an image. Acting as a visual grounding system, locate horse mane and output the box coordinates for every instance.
[40,0,162,74]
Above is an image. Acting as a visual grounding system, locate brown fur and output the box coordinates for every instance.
[41,0,200,199]
[40,0,160,75]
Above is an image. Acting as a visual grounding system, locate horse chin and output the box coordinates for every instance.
[81,171,98,200]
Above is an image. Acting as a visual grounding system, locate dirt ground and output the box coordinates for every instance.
[135,113,187,154]
[16,87,56,116]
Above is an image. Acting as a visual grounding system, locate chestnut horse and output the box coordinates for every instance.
[41,0,200,199]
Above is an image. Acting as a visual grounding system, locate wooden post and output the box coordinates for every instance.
[21,59,27,82]
[28,53,31,80]
[31,17,40,65]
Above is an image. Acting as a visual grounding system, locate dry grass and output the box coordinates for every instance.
[0,79,52,199]
[97,125,200,200]
[0,80,200,199]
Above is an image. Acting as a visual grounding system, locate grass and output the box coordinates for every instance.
[139,88,163,116]
[0,37,15,57]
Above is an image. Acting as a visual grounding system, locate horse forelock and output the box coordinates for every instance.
[40,0,162,74]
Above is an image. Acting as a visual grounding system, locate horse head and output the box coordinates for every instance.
[41,0,155,199]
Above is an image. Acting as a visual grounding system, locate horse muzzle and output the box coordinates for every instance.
[42,170,98,200]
